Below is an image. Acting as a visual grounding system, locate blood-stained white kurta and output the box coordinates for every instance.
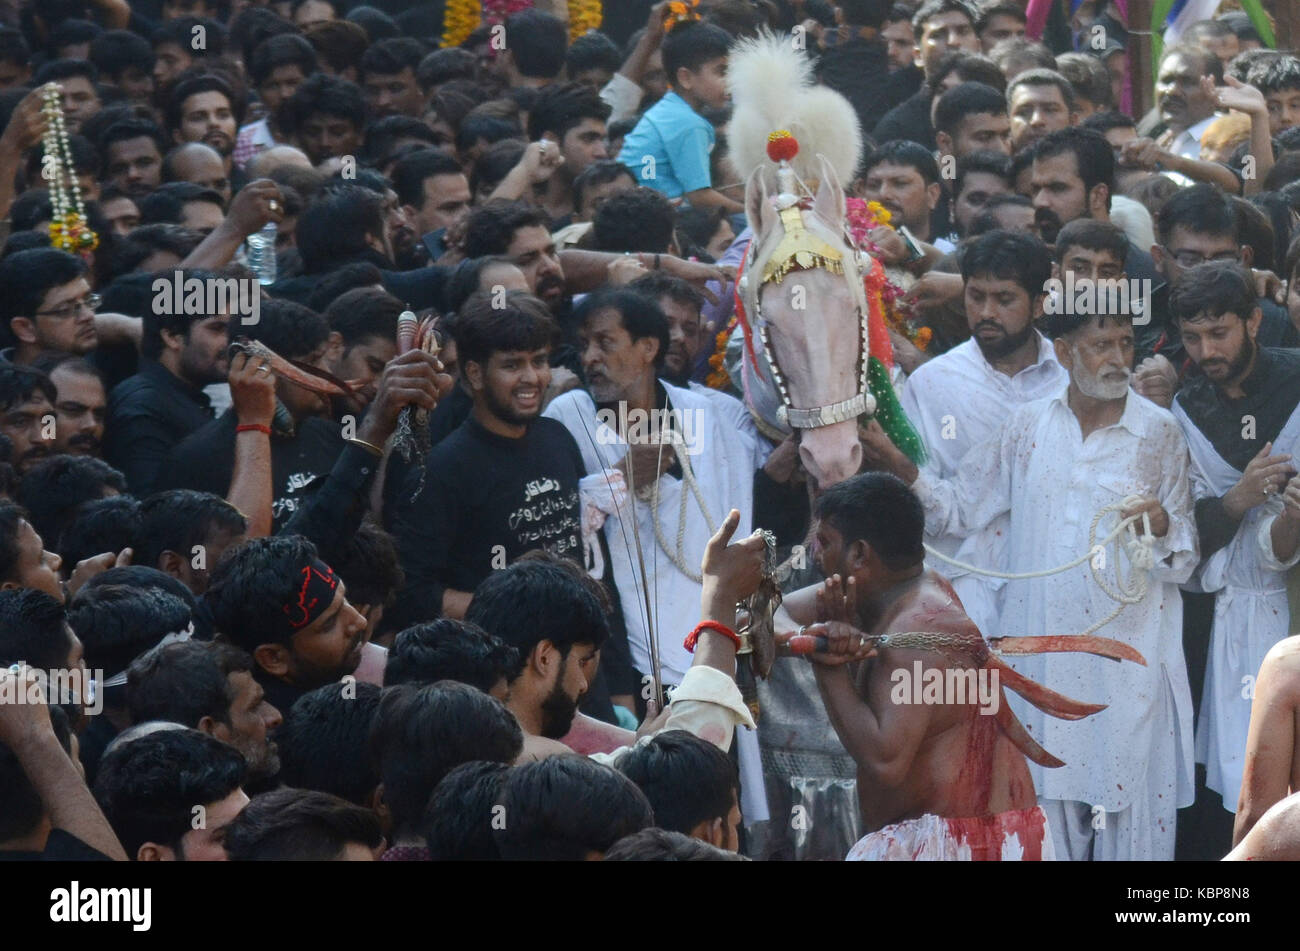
[901,334,1068,634]
[544,380,772,820]
[913,388,1197,814]
[1172,400,1300,810]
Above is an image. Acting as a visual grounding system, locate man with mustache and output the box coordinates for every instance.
[864,287,1198,861]
[1153,45,1222,160]
[31,355,105,458]
[165,74,242,185]
[0,249,98,368]
[899,230,1067,636]
[859,140,949,251]
[0,365,56,475]
[1167,262,1300,842]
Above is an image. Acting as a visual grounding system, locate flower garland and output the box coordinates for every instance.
[665,0,702,32]
[845,197,931,352]
[441,0,482,48]
[568,0,602,41]
[40,84,97,258]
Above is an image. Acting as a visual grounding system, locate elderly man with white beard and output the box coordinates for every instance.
[862,300,1198,861]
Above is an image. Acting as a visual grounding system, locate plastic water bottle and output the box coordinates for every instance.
[246,222,277,285]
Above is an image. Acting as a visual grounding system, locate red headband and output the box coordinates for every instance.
[282,560,338,630]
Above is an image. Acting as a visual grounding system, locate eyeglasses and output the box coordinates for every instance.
[1162,247,1240,268]
[35,294,102,319]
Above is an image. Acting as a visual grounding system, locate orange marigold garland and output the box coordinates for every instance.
[845,196,930,352]
[441,0,482,48]
[664,0,702,32]
[568,0,602,41]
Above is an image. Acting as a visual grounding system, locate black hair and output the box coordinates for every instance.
[327,519,402,610]
[454,113,523,156]
[1184,19,1236,42]
[0,703,72,841]
[814,471,926,570]
[137,181,224,225]
[98,117,169,166]
[17,454,126,549]
[422,760,509,860]
[56,495,142,569]
[494,755,654,860]
[604,827,746,861]
[249,298,330,361]
[952,150,1010,204]
[1053,218,1128,266]
[90,29,156,82]
[303,19,370,76]
[1031,126,1114,210]
[389,147,463,209]
[369,680,522,838]
[527,80,611,142]
[1081,110,1136,135]
[32,58,99,87]
[933,82,1007,138]
[1155,182,1237,246]
[452,289,559,368]
[137,265,226,357]
[365,116,442,166]
[304,261,384,312]
[958,227,1053,299]
[134,489,246,579]
[0,588,72,669]
[1159,42,1224,84]
[385,618,519,691]
[278,72,366,135]
[322,286,401,351]
[1007,66,1077,112]
[0,364,56,415]
[229,5,299,66]
[0,26,29,68]
[249,32,316,88]
[617,729,738,835]
[573,159,636,213]
[223,786,382,860]
[837,0,892,29]
[573,285,671,371]
[469,139,528,198]
[358,36,425,81]
[1056,51,1114,111]
[462,199,550,259]
[417,47,477,92]
[296,184,386,274]
[662,20,732,82]
[592,188,675,254]
[467,557,610,664]
[567,30,622,76]
[975,2,1026,35]
[275,680,383,805]
[1219,10,1262,44]
[504,10,569,80]
[126,639,250,729]
[1168,261,1258,326]
[205,534,328,651]
[861,139,941,186]
[68,582,192,678]
[347,5,402,43]
[912,0,978,40]
[629,271,706,316]
[93,727,246,859]
[165,72,243,136]
[0,248,88,328]
[1234,195,1278,273]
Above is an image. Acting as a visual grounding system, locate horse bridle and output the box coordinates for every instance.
[739,201,877,430]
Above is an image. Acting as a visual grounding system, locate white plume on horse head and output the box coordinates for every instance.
[726,29,863,201]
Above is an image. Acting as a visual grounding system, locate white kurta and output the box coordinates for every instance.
[900,335,1068,635]
[1172,399,1300,810]
[544,381,772,820]
[914,389,1197,824]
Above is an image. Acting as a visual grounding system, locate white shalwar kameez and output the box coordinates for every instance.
[913,388,1197,860]
[1172,400,1300,813]
[900,334,1067,634]
[544,381,772,822]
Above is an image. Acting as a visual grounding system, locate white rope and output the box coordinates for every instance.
[636,435,716,584]
[922,494,1157,640]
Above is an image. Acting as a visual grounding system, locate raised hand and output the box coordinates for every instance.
[1225,441,1296,518]
[357,349,453,446]
[228,349,278,428]
[701,508,767,607]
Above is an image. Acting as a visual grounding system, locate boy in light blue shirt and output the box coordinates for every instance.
[617,21,743,215]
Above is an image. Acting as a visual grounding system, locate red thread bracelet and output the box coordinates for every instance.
[684,620,741,653]
[236,423,271,435]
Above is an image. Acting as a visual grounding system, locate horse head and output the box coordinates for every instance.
[740,155,872,491]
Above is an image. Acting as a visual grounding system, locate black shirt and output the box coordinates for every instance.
[158,409,345,534]
[815,38,902,141]
[105,359,215,496]
[873,88,935,150]
[0,829,113,861]
[1138,282,1299,371]
[1175,347,1300,556]
[386,415,586,629]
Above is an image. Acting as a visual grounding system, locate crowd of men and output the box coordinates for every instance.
[2,0,1300,862]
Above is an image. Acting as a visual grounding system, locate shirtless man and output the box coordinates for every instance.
[1233,627,1300,845]
[776,472,1049,860]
